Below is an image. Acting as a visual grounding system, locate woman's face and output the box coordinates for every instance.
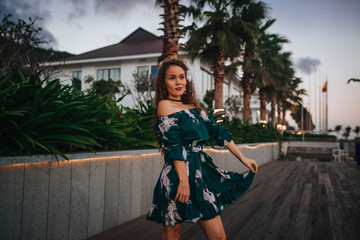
[164,65,187,100]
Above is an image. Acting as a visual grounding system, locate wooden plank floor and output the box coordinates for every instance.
[88,160,360,240]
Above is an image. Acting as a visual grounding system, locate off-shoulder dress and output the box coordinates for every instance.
[146,108,255,226]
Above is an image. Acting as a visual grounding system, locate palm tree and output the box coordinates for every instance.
[156,0,182,63]
[183,0,266,110]
[334,125,342,139]
[281,77,306,125]
[343,126,351,140]
[183,0,243,109]
[290,104,314,131]
[347,78,360,84]
[238,1,267,123]
[254,19,289,123]
[354,126,360,138]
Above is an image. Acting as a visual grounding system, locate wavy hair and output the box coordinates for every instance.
[153,59,202,149]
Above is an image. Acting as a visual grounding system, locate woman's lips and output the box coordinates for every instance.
[175,87,183,91]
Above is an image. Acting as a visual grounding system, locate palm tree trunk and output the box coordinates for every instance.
[158,0,181,63]
[242,49,252,123]
[270,96,276,128]
[282,107,286,125]
[277,97,282,124]
[259,87,267,121]
[213,47,225,109]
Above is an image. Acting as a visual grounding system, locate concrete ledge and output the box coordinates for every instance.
[0,142,279,240]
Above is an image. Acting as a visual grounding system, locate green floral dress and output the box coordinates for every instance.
[146,108,255,226]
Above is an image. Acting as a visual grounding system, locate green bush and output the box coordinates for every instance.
[205,112,280,145]
[0,70,281,159]
[282,131,336,140]
[223,120,280,144]
[0,70,157,159]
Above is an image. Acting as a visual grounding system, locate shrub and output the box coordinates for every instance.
[0,70,157,159]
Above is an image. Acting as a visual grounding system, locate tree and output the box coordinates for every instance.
[343,126,351,140]
[354,126,360,138]
[238,1,267,123]
[0,13,72,77]
[290,104,314,131]
[0,13,46,77]
[183,0,256,110]
[84,75,130,99]
[254,19,289,123]
[156,0,182,63]
[347,78,360,84]
[183,0,268,111]
[203,89,215,110]
[281,77,306,125]
[334,125,342,139]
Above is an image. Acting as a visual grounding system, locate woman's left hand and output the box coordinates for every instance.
[242,158,258,173]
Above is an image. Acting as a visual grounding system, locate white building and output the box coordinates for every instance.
[46,27,268,122]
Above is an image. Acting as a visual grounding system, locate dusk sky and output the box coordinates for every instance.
[1,0,359,133]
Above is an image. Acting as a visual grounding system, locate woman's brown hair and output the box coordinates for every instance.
[153,59,202,149]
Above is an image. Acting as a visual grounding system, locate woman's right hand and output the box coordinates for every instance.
[175,179,190,203]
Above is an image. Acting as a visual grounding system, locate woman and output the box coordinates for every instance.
[146,59,258,240]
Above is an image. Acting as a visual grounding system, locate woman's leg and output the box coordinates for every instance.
[198,215,226,240]
[163,223,182,240]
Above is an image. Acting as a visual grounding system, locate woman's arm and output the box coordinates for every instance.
[173,160,190,203]
[226,140,258,173]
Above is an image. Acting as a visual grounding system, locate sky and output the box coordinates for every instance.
[1,0,359,134]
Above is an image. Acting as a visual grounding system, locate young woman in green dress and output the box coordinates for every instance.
[146,59,258,240]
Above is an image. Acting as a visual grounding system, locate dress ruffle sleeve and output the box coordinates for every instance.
[157,115,187,162]
[199,110,233,146]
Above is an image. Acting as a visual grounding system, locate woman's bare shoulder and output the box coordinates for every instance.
[157,100,175,117]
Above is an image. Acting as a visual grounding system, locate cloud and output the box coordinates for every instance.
[66,0,89,21]
[295,57,321,74]
[94,0,155,17]
[0,0,57,48]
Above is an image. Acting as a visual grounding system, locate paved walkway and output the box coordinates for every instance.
[88,160,360,240]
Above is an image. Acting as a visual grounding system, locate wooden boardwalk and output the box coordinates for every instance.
[88,160,360,240]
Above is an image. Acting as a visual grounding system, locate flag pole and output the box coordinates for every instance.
[326,77,328,134]
[319,71,322,133]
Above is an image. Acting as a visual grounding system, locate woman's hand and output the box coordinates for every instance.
[173,160,190,203]
[175,179,190,203]
[242,157,258,173]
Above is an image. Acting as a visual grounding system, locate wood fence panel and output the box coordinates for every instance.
[0,164,24,240]
[130,157,142,219]
[88,159,106,237]
[21,162,50,240]
[103,158,120,230]
[47,161,71,240]
[141,155,153,214]
[118,158,131,224]
[69,161,90,240]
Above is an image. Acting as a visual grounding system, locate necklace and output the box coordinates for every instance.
[167,98,182,102]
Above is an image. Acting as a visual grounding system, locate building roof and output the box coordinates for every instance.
[65,27,162,62]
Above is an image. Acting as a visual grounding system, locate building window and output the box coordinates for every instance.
[150,65,158,90]
[136,65,158,92]
[97,68,121,81]
[201,68,213,93]
[72,71,82,90]
[137,66,149,92]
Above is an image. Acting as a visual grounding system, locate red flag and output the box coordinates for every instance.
[322,81,327,93]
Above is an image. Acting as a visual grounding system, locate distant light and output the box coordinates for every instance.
[259,120,267,124]
[216,119,224,123]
